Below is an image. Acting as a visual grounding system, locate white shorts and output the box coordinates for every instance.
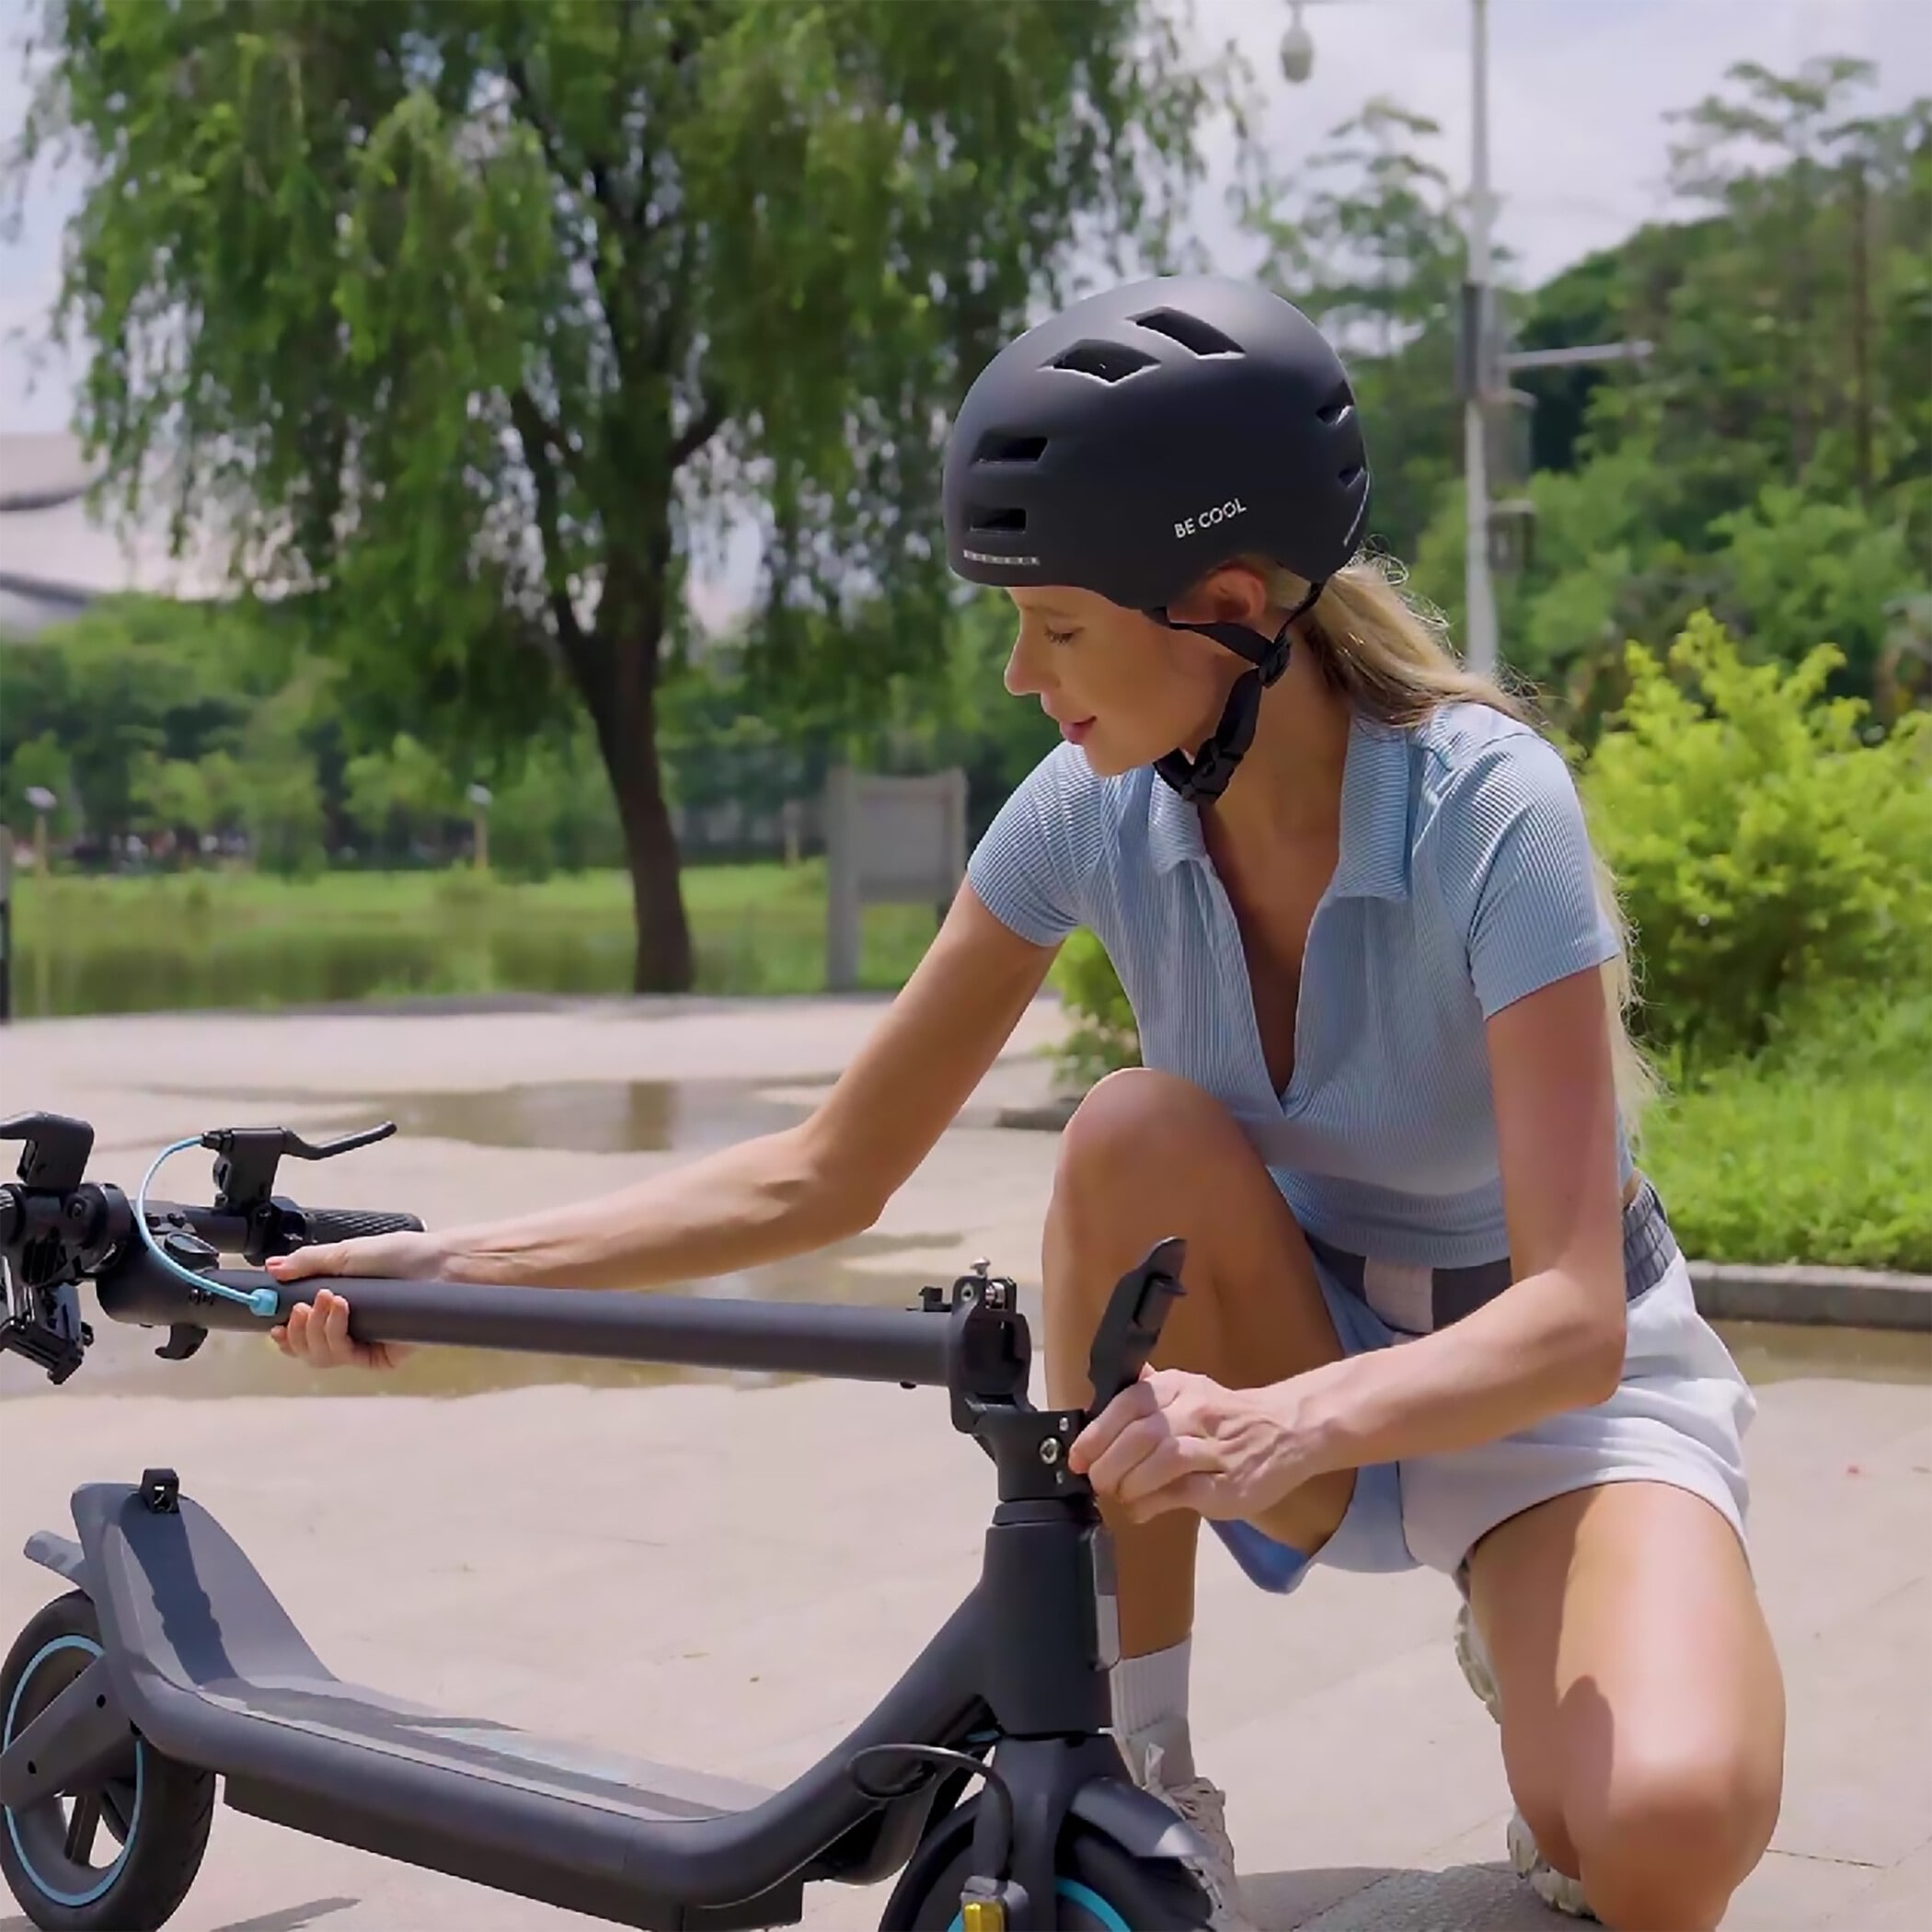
[1211,1247,1757,1592]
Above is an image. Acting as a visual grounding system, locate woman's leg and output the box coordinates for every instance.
[1465,1480,1785,1932]
[1041,1069,1359,1922]
[1042,1067,1357,1652]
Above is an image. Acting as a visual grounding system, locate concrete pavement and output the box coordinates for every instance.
[3,997,1929,1930]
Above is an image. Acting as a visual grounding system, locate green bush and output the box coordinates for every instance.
[1582,612,1932,1066]
[1048,927,1140,1090]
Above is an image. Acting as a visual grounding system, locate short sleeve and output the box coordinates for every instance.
[965,742,1094,947]
[1436,730,1622,1019]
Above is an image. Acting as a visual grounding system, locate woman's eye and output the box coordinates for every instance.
[1045,626,1078,648]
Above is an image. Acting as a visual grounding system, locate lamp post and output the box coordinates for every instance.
[1278,0,1650,678]
[1278,0,1502,673]
[1460,0,1501,677]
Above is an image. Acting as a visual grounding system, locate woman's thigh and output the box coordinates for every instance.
[1466,1479,1785,1895]
[1043,1066,1355,1558]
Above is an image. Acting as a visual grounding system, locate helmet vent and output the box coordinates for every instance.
[1317,383,1355,424]
[1049,339,1159,383]
[1129,307,1242,357]
[973,432,1049,466]
[1338,463,1364,487]
[970,506,1028,533]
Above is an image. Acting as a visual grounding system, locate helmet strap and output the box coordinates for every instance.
[1151,578,1326,803]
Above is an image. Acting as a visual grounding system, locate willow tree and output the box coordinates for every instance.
[17,0,1221,987]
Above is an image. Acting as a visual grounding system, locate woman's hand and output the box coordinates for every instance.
[1068,1365,1323,1524]
[263,1228,457,1372]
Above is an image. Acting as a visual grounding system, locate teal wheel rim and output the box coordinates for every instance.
[4,1633,145,1908]
[949,1876,1133,1930]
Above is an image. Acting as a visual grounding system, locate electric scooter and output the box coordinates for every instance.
[0,1110,1217,1930]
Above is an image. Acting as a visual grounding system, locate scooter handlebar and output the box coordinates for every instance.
[290,1206,426,1245]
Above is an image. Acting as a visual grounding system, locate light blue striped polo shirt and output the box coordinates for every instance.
[967,700,1632,1273]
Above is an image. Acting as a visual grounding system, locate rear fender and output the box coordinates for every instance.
[23,1528,87,1590]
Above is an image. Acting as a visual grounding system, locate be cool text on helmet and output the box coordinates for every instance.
[1175,498,1248,540]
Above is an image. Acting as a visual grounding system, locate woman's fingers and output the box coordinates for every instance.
[270,1288,383,1368]
[264,1243,351,1283]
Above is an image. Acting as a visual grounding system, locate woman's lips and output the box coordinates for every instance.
[1058,717,1095,744]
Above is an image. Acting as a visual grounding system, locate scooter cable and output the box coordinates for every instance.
[132,1135,282,1318]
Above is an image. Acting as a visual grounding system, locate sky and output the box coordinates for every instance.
[4,0,1927,621]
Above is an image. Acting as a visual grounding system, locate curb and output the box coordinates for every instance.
[1686,1261,1931,1332]
[994,1101,1932,1332]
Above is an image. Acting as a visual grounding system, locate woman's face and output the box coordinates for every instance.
[1003,568,1274,777]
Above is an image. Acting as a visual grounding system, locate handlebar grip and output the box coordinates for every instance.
[1085,1235,1188,1414]
[296,1207,425,1245]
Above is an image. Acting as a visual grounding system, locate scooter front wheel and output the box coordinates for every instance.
[887,1823,1214,1929]
[0,1590,214,1932]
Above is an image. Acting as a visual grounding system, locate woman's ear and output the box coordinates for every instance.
[1166,561,1272,631]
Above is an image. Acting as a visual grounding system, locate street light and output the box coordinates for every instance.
[1280,0,1650,679]
[1280,0,1349,84]
[1280,2,1315,83]
[1279,0,1502,675]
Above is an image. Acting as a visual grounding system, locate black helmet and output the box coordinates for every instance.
[943,273,1371,800]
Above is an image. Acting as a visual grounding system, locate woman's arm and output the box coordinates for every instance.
[274,883,1060,1294]
[1289,961,1629,1469]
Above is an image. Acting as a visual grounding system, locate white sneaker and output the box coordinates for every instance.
[1454,1598,1599,1922]
[1119,1720,1259,1932]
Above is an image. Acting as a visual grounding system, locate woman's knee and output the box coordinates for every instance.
[1054,1067,1252,1211]
[1566,1739,1781,1930]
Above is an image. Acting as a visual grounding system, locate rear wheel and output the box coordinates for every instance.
[887,1822,1214,1928]
[0,1591,213,1931]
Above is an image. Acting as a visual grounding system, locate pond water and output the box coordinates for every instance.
[14,925,653,1017]
[5,876,937,1015]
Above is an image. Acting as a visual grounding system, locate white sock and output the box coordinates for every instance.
[1110,1637,1195,1783]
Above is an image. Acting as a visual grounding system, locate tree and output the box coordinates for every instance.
[1235,97,1472,559]
[343,732,460,860]
[1578,59,1932,548]
[16,0,1224,988]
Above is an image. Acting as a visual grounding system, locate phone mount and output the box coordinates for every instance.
[0,1112,105,1384]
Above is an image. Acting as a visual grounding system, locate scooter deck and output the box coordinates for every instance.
[64,1481,817,1929]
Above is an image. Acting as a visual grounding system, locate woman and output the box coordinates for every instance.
[269,276,1784,1932]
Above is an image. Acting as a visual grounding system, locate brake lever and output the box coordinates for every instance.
[275,1123,400,1163]
[201,1121,398,1214]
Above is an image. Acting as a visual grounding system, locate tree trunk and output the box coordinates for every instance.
[576,626,694,995]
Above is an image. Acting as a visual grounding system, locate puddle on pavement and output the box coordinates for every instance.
[380,1077,822,1156]
[1712,1319,1932,1386]
[130,1075,822,1158]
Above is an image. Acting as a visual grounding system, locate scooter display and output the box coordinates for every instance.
[0,1110,1216,1930]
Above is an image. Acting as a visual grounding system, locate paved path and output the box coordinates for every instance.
[3,999,1928,1930]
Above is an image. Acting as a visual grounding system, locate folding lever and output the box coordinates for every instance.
[1084,1234,1188,1416]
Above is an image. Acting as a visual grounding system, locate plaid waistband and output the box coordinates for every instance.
[1305,1176,1680,1337]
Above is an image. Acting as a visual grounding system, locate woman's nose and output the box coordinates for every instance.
[1005,636,1043,699]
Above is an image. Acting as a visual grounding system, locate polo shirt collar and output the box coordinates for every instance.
[1146,709,1412,901]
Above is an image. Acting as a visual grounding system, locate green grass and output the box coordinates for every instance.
[13,861,834,927]
[7,862,940,1015]
[1636,993,1932,1273]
